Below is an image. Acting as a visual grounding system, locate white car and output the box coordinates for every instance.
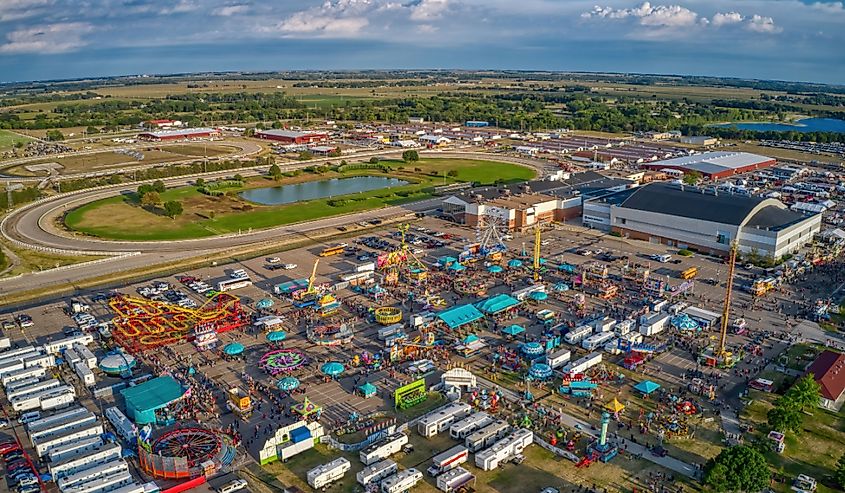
[282,264,297,270]
[651,254,672,263]
[266,257,281,264]
[217,479,248,493]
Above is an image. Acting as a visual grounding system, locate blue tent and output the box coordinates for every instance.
[437,304,484,330]
[277,376,300,391]
[448,263,466,272]
[321,362,345,377]
[358,382,378,398]
[507,259,523,268]
[488,265,503,273]
[438,256,458,266]
[633,380,661,395]
[223,342,244,356]
[530,291,548,301]
[502,324,526,336]
[475,293,520,314]
[529,363,553,380]
[266,330,287,342]
[553,282,570,292]
[256,298,274,309]
[671,314,700,331]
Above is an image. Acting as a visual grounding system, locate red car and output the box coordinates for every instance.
[0,442,20,454]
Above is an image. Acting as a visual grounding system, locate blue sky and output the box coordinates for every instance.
[1,0,844,84]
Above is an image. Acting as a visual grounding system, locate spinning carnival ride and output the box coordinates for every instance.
[139,426,235,479]
[109,294,247,352]
[378,224,428,284]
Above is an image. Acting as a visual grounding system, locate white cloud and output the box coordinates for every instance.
[277,1,376,36]
[582,2,699,27]
[213,4,250,17]
[711,11,743,27]
[410,0,449,21]
[0,22,94,53]
[810,2,844,14]
[746,14,781,34]
[161,0,199,14]
[0,0,52,22]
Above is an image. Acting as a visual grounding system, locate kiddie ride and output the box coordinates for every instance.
[374,307,403,325]
[110,293,247,352]
[469,389,501,412]
[559,374,598,398]
[307,323,354,346]
[291,259,340,316]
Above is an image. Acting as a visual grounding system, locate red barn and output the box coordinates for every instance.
[255,129,328,144]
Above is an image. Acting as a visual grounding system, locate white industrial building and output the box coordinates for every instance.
[584,182,822,257]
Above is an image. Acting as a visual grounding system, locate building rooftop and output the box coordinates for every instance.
[647,151,773,170]
[139,127,216,138]
[487,193,558,209]
[615,183,770,225]
[806,350,845,401]
[120,375,185,413]
[256,129,327,138]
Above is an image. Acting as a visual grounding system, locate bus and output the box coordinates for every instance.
[319,244,348,257]
[217,278,252,292]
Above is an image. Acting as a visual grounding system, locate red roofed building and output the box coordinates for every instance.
[805,350,845,411]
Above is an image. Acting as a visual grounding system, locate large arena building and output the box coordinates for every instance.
[583,182,822,257]
[639,151,776,180]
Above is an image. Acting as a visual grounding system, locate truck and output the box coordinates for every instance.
[581,332,615,351]
[449,413,493,440]
[475,428,533,471]
[74,362,95,388]
[356,459,398,486]
[359,433,408,466]
[427,445,469,476]
[465,420,510,452]
[417,402,472,438]
[563,325,592,345]
[381,468,423,493]
[307,458,351,490]
[639,313,670,336]
[105,407,138,443]
[561,352,602,375]
[436,467,475,493]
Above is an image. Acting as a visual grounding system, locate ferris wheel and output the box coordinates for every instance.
[476,212,508,254]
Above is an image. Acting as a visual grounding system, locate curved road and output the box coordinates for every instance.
[3,150,547,255]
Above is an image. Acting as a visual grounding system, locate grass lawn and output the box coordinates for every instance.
[0,129,32,151]
[0,241,104,278]
[64,158,535,241]
[742,390,845,493]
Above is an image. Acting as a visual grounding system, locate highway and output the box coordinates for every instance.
[0,150,548,295]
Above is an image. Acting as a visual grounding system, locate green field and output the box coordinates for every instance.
[64,158,535,241]
[0,129,32,150]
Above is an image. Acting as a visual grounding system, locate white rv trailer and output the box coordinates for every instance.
[381,468,423,493]
[47,436,104,464]
[449,412,493,440]
[356,459,398,486]
[359,433,408,465]
[49,442,123,479]
[417,402,472,438]
[475,428,534,471]
[307,458,351,489]
[105,407,138,442]
[57,459,129,489]
[464,420,510,452]
[34,423,104,457]
[436,467,475,493]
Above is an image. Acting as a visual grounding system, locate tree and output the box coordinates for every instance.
[163,201,183,218]
[682,170,702,185]
[767,401,802,433]
[787,374,821,411]
[299,151,314,161]
[703,445,770,493]
[233,174,244,182]
[835,453,845,489]
[269,164,282,181]
[141,191,161,207]
[152,180,166,193]
[402,150,419,163]
[195,177,205,187]
[85,126,100,135]
[45,130,65,141]
[369,157,380,164]
[447,170,459,177]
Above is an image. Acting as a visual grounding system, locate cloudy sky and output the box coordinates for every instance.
[1,0,844,84]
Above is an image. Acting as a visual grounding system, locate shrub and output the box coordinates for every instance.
[678,249,694,257]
